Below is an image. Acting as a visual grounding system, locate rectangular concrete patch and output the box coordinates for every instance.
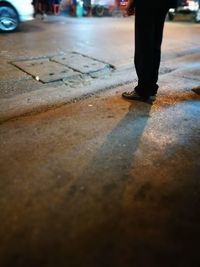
[51,52,108,74]
[12,58,80,83]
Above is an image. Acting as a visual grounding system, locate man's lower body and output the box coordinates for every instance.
[33,0,48,19]
[122,7,169,101]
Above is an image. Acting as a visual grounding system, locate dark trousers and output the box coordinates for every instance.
[134,7,169,97]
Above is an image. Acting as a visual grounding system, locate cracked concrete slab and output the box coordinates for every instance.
[11,58,80,83]
[52,52,110,74]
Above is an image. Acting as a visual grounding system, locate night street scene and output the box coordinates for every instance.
[0,0,200,266]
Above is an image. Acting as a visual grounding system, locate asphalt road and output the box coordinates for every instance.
[0,16,200,267]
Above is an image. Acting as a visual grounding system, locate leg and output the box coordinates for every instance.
[134,7,168,96]
[134,8,156,97]
[122,7,168,101]
[152,7,169,93]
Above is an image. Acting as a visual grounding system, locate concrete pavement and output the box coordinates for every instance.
[1,16,200,123]
[0,70,200,266]
[0,17,200,267]
[0,48,200,123]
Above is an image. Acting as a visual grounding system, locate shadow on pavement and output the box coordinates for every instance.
[51,102,153,266]
[0,93,200,267]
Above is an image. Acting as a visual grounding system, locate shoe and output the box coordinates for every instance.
[122,91,156,102]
